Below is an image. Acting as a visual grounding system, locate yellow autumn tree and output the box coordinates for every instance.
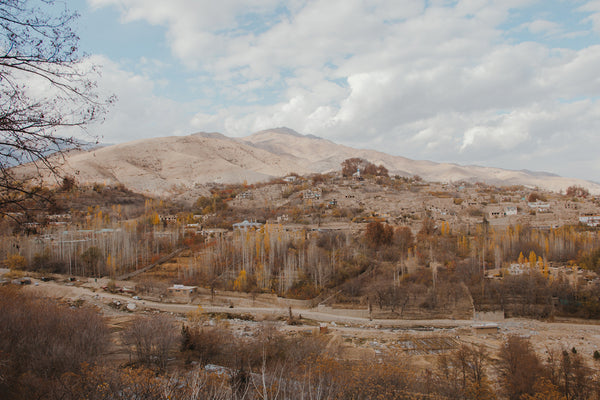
[529,251,537,269]
[4,253,27,269]
[263,225,271,261]
[106,254,114,277]
[233,269,247,291]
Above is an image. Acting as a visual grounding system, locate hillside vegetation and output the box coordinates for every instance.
[2,162,600,399]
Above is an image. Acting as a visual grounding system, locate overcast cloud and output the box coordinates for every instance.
[78,0,600,181]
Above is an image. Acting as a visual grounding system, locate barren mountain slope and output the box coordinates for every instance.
[15,133,309,196]
[242,128,600,194]
[13,127,600,197]
[240,127,431,175]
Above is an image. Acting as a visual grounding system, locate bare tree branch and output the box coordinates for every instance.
[0,0,114,218]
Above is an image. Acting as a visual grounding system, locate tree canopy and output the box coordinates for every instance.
[341,157,389,178]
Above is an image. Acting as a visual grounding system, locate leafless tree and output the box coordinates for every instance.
[559,348,591,400]
[434,343,492,399]
[497,335,544,400]
[122,314,180,370]
[0,0,113,217]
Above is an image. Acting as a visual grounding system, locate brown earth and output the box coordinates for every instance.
[19,276,600,370]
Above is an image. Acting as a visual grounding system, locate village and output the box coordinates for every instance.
[3,167,600,301]
[3,166,600,399]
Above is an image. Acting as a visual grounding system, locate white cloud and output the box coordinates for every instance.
[85,0,600,181]
[578,0,600,33]
[460,113,532,152]
[524,19,562,36]
[67,55,193,143]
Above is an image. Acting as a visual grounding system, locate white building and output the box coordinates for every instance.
[233,220,263,231]
[528,201,551,212]
[505,206,518,216]
[580,215,600,227]
[508,263,528,275]
[167,284,198,299]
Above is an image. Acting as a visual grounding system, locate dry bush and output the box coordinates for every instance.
[285,355,416,400]
[3,252,26,269]
[244,324,332,369]
[181,324,236,366]
[340,360,414,399]
[566,185,590,198]
[181,321,332,376]
[242,352,416,400]
[55,364,230,400]
[528,192,547,202]
[122,314,180,370]
[135,278,169,296]
[0,286,108,399]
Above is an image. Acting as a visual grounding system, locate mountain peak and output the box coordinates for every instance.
[258,127,302,136]
[191,131,229,140]
[14,128,600,197]
[252,127,322,140]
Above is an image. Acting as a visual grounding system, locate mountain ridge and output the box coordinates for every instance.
[13,127,600,198]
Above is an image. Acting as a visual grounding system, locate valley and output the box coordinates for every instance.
[4,0,600,396]
[3,160,600,398]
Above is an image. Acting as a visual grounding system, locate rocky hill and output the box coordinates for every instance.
[14,127,600,198]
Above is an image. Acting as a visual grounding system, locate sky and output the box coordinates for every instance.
[64,0,600,182]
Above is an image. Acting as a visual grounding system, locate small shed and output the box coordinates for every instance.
[167,284,198,299]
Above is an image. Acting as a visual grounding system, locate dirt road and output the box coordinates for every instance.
[21,277,600,365]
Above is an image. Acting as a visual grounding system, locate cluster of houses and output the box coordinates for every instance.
[236,191,253,199]
[486,262,599,287]
[302,188,322,200]
[486,202,550,219]
[580,215,600,227]
[488,206,518,218]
